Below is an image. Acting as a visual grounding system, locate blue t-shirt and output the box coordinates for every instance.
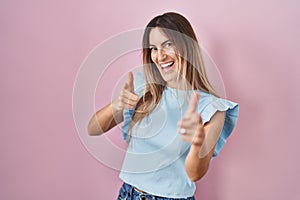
[119,72,239,198]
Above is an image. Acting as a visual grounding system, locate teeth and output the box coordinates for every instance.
[160,62,173,68]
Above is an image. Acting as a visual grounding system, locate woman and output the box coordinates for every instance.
[88,12,239,200]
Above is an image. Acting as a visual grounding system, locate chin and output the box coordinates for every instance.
[162,75,177,86]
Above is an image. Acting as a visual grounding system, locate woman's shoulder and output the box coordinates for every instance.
[195,91,239,157]
[197,90,215,107]
[196,91,239,124]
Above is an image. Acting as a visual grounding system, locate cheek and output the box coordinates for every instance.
[170,51,178,60]
[150,52,157,64]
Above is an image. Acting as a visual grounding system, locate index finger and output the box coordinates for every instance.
[127,72,134,92]
[186,92,200,113]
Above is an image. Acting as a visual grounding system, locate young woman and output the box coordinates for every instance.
[88,12,239,200]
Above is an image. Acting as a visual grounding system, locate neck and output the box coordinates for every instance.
[166,78,193,90]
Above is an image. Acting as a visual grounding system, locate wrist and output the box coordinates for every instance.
[110,100,123,122]
[188,144,201,158]
[111,99,122,113]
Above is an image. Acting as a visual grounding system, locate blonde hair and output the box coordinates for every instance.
[126,12,218,141]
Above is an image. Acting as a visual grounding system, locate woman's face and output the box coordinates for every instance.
[149,27,180,88]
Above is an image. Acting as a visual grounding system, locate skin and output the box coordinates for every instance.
[88,27,225,182]
[149,27,188,89]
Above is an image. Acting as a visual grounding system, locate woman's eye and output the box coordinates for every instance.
[150,47,157,51]
[165,41,173,48]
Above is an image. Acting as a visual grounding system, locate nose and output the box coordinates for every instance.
[157,49,167,61]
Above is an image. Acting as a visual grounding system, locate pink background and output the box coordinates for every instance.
[1,0,300,199]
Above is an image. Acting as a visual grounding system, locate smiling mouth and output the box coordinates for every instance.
[160,62,174,70]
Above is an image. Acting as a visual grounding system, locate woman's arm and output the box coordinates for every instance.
[87,72,138,136]
[87,101,122,136]
[184,111,225,181]
[177,93,225,181]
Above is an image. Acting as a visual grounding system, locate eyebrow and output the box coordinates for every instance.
[149,39,172,47]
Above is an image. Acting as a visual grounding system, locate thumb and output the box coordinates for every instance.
[127,72,134,92]
[186,92,200,114]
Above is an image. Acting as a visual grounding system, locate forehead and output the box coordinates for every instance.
[149,27,170,45]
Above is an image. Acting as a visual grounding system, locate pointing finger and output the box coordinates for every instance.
[127,72,134,93]
[121,87,138,101]
[186,92,200,114]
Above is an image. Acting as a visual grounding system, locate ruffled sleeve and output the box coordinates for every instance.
[122,72,145,140]
[198,93,239,157]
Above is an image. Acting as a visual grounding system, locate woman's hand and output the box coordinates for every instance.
[178,92,225,181]
[112,72,139,114]
[177,92,205,149]
[87,72,139,136]
[177,92,208,181]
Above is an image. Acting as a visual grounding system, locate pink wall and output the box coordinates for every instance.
[1,0,300,199]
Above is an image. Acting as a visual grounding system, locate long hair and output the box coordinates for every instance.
[126,12,218,140]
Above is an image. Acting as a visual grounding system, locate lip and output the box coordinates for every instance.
[159,61,174,68]
[159,61,173,68]
[159,61,175,72]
